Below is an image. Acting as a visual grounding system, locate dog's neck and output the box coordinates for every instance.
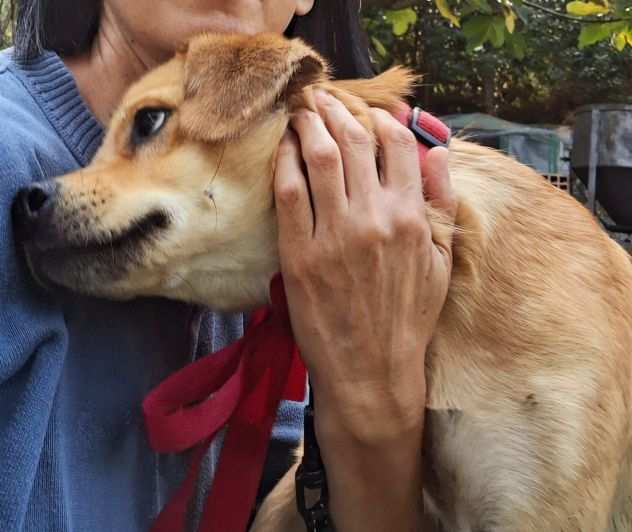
[159,221,280,311]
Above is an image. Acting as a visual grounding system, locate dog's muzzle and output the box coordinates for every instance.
[12,180,60,248]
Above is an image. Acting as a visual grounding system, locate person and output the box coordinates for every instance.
[0,1,456,531]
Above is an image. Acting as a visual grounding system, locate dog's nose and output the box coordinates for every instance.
[12,181,58,243]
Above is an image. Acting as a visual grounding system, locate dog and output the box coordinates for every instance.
[12,32,632,532]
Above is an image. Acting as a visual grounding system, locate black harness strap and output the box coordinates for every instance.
[295,387,335,532]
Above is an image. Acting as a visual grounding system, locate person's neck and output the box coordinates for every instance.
[64,5,167,125]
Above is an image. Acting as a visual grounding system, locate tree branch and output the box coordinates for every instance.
[361,0,418,10]
[522,0,626,24]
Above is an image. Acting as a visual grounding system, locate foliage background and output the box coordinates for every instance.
[0,0,11,49]
[1,0,629,124]
[364,0,631,124]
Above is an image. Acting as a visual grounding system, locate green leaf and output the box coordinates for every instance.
[566,1,610,16]
[460,4,480,17]
[464,0,493,14]
[462,15,495,51]
[371,36,389,57]
[614,30,627,49]
[507,31,527,59]
[490,16,507,47]
[514,5,531,24]
[578,21,626,48]
[612,26,632,49]
[504,8,517,33]
[435,0,461,26]
[384,8,418,36]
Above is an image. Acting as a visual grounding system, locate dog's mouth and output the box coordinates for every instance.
[22,210,171,294]
[43,210,170,255]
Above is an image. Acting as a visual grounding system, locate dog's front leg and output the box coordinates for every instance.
[250,461,305,532]
[251,455,441,532]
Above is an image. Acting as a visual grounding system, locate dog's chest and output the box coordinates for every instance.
[422,408,538,532]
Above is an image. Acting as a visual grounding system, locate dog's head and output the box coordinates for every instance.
[13,33,414,310]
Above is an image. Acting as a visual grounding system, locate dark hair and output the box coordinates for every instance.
[288,0,374,79]
[8,0,373,78]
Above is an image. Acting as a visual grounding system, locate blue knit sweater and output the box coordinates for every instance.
[0,49,304,532]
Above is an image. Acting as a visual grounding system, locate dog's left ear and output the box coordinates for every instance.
[179,33,327,142]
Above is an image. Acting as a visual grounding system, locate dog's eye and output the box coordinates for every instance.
[131,108,171,146]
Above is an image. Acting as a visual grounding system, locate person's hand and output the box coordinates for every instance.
[274,90,456,531]
[275,91,455,438]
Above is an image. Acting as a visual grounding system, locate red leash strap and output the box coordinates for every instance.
[143,274,306,532]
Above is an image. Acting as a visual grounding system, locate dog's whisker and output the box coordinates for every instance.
[210,196,219,231]
[209,142,226,231]
[211,142,226,187]
[173,272,196,301]
[110,238,115,266]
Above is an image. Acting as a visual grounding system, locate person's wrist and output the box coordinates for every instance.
[313,390,426,532]
[311,370,426,449]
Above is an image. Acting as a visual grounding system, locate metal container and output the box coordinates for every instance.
[571,104,632,228]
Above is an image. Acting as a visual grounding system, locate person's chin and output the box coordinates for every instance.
[191,11,264,36]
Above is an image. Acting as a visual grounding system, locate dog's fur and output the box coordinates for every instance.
[15,33,632,531]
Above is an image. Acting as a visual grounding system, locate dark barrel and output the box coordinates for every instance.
[571,104,632,227]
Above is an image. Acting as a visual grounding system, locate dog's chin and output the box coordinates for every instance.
[21,211,171,300]
[22,245,142,300]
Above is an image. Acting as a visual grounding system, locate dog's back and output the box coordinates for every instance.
[421,138,632,531]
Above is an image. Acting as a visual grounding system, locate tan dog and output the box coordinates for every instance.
[13,33,632,532]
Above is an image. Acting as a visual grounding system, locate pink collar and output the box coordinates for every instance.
[395,104,451,163]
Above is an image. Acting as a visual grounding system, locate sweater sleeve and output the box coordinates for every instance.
[0,110,69,528]
[0,112,68,378]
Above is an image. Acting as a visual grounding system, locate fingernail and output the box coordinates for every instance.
[426,147,451,180]
[428,146,449,161]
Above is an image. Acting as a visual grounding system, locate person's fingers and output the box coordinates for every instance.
[290,109,348,230]
[422,147,456,220]
[274,130,314,246]
[370,108,422,194]
[421,147,457,263]
[314,91,379,201]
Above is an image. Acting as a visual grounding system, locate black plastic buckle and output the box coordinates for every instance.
[296,394,335,532]
[409,106,451,149]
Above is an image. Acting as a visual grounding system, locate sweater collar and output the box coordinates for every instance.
[10,50,104,167]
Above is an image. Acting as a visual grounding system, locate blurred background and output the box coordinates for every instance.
[361,0,630,124]
[361,0,631,251]
[2,0,631,250]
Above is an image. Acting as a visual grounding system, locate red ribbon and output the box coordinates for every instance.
[143,274,306,532]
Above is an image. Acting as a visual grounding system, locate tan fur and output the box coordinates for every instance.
[24,33,632,531]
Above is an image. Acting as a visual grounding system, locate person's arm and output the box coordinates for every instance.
[0,125,70,532]
[274,90,456,531]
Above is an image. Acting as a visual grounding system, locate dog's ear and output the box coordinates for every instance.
[179,33,327,142]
